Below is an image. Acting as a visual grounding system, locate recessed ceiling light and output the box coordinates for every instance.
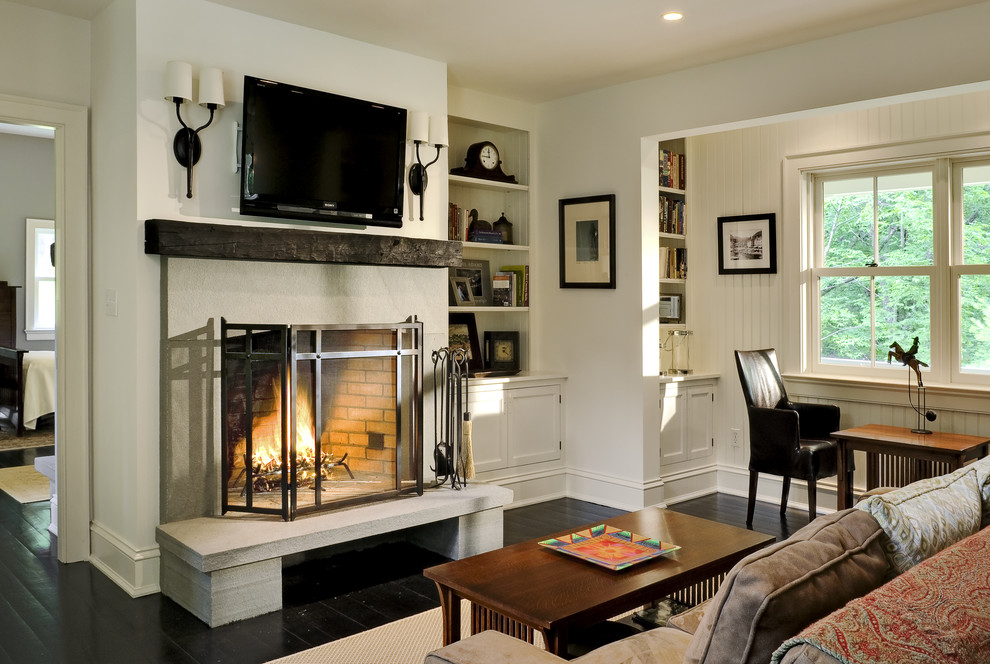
[662,11,684,21]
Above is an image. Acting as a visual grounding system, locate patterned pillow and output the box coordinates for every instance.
[974,455,990,529]
[857,462,982,575]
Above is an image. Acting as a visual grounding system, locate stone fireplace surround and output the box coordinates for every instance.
[151,220,513,626]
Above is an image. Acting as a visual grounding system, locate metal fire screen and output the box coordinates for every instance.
[221,318,423,520]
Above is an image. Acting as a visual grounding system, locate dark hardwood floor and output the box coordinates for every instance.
[0,447,808,664]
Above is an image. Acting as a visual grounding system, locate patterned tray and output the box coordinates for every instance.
[538,524,681,571]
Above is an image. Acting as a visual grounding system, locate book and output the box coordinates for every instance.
[500,264,529,307]
[469,229,504,244]
[492,274,513,306]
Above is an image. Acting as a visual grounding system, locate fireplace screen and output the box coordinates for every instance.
[221,318,423,520]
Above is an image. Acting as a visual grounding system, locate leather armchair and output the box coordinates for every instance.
[734,349,839,525]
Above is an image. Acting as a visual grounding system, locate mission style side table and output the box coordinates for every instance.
[832,424,990,510]
[424,507,774,657]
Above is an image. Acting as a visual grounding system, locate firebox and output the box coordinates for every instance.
[220,318,423,520]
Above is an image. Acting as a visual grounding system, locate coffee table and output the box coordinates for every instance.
[423,507,774,657]
[833,424,990,510]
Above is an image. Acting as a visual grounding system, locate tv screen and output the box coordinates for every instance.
[240,76,407,228]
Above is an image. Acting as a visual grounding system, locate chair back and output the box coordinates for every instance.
[735,349,789,410]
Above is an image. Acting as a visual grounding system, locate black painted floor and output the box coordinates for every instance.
[0,441,804,664]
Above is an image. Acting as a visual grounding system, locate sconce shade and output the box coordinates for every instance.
[430,115,448,148]
[198,67,225,108]
[409,111,429,144]
[164,61,193,103]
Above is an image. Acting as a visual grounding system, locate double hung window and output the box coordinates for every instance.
[809,155,990,384]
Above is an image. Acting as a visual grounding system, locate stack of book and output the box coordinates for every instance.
[659,195,685,234]
[659,247,686,280]
[659,149,686,190]
[493,264,529,307]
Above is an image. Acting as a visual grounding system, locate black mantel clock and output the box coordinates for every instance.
[450,141,517,184]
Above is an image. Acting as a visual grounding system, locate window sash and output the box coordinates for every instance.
[25,218,55,340]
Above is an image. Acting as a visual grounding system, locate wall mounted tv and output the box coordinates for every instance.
[240,75,407,228]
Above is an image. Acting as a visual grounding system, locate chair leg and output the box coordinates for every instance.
[746,471,759,526]
[780,476,791,517]
[807,478,817,523]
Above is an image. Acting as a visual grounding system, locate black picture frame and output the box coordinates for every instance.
[717,213,777,275]
[448,312,483,372]
[483,330,521,375]
[559,194,616,288]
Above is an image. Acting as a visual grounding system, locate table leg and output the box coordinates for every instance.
[836,441,852,510]
[435,583,462,646]
[541,625,569,658]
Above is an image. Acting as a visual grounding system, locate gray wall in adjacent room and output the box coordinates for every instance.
[0,131,55,350]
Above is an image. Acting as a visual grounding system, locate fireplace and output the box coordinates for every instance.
[220,317,423,520]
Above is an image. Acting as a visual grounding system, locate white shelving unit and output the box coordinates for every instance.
[447,117,531,372]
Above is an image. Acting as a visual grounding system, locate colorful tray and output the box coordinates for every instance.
[538,524,681,571]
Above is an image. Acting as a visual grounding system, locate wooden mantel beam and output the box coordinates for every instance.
[144,219,461,268]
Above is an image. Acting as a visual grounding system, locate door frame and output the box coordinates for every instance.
[0,93,91,563]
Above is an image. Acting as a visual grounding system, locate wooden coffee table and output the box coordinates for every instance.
[424,507,774,657]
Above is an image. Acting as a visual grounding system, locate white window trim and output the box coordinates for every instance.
[25,217,55,341]
[782,132,990,386]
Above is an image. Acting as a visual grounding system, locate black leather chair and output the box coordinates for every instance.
[734,349,840,525]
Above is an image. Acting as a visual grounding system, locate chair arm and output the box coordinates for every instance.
[747,406,801,474]
[788,401,840,440]
[425,631,564,664]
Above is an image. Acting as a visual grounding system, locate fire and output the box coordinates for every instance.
[243,378,338,492]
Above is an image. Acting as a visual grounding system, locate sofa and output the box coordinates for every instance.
[425,456,990,664]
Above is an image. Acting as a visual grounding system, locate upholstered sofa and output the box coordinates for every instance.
[425,456,990,664]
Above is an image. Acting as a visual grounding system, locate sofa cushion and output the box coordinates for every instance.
[573,627,693,664]
[683,509,887,664]
[856,460,983,574]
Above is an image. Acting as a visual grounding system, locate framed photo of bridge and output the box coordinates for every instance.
[717,213,777,275]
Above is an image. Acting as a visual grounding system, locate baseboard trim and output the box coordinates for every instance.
[90,521,161,597]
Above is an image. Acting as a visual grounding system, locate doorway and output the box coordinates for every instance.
[0,94,91,563]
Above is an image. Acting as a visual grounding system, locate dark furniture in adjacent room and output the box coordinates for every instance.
[734,349,840,524]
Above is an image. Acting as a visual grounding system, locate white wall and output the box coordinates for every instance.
[85,0,449,595]
[535,2,990,510]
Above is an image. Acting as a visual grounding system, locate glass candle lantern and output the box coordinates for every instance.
[662,329,693,375]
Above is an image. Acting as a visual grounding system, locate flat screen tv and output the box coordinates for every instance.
[240,76,407,228]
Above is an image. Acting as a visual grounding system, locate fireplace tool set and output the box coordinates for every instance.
[432,347,474,488]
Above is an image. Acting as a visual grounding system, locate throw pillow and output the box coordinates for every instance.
[856,461,982,575]
[683,509,888,664]
[974,455,990,529]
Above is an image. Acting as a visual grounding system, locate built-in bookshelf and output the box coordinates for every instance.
[659,139,686,328]
[447,117,531,373]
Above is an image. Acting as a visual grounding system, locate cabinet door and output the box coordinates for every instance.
[507,385,561,467]
[466,389,508,473]
[686,384,714,459]
[660,386,688,465]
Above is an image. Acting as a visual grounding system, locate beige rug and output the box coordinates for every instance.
[266,600,544,664]
[0,465,51,503]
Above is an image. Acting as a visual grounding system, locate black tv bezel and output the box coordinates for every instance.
[239,75,407,229]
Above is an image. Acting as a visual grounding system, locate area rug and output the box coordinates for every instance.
[0,426,54,452]
[0,465,50,503]
[265,600,544,664]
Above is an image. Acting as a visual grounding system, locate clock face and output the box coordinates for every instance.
[479,143,499,170]
[494,340,513,362]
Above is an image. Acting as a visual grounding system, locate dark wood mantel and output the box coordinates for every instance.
[144,219,461,268]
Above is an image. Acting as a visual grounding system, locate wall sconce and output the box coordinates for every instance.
[164,61,225,199]
[408,112,448,221]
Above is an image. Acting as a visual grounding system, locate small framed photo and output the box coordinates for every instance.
[483,330,521,375]
[717,213,777,275]
[559,194,616,288]
[449,312,482,372]
[450,259,492,306]
[449,276,476,306]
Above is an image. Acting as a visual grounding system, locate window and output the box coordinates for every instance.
[25,218,55,341]
[809,155,990,384]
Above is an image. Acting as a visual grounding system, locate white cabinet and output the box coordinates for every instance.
[660,379,715,466]
[467,379,562,475]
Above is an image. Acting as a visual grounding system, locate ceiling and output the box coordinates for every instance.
[10,0,988,102]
